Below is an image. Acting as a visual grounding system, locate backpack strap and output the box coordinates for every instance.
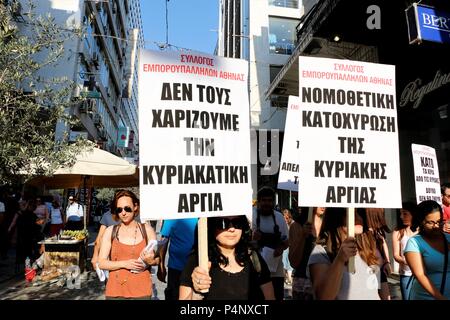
[111,224,120,243]
[256,209,280,234]
[249,249,261,273]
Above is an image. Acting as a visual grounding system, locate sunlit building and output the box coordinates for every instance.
[12,0,143,162]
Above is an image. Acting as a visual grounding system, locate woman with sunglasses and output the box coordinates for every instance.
[98,190,159,299]
[179,215,275,300]
[404,200,450,300]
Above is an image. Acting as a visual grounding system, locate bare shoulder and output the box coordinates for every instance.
[104,225,114,236]
[144,222,157,238]
[392,229,400,238]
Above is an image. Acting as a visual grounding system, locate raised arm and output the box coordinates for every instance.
[288,222,308,269]
[310,238,356,300]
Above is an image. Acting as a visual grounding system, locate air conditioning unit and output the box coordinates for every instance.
[79,51,86,62]
[93,114,102,126]
[92,52,99,67]
[80,99,96,113]
[98,128,107,140]
[79,100,88,113]
[88,99,97,112]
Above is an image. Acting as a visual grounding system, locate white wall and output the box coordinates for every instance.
[249,1,303,130]
[20,0,83,86]
[18,1,83,141]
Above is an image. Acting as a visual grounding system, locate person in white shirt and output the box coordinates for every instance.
[252,187,289,301]
[65,196,84,230]
[49,200,65,236]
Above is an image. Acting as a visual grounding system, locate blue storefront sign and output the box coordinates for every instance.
[406,3,450,44]
[117,126,130,148]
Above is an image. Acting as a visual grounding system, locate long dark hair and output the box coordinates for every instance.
[362,208,390,261]
[395,202,417,238]
[413,200,443,236]
[204,216,251,268]
[317,208,378,266]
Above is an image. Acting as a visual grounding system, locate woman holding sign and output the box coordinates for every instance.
[289,207,325,300]
[307,208,381,300]
[178,215,275,300]
[404,200,450,300]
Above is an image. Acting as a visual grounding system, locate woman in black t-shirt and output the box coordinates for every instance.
[179,215,275,300]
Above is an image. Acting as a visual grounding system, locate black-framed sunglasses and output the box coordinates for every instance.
[423,220,444,227]
[214,217,246,230]
[115,206,133,214]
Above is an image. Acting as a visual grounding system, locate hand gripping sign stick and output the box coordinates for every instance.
[347,208,356,274]
[197,217,209,293]
[307,207,314,224]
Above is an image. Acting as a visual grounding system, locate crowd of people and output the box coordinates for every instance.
[0,184,449,300]
[0,190,83,270]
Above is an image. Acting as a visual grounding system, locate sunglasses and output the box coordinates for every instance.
[115,206,133,214]
[214,217,246,230]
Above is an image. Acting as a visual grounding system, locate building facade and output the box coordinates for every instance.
[16,0,143,163]
[264,0,450,270]
[220,0,450,213]
[267,0,450,202]
[219,0,304,199]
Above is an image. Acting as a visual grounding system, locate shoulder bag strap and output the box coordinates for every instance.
[440,233,448,294]
[272,210,280,235]
[138,223,148,245]
[256,209,261,229]
[111,224,120,243]
[249,249,261,273]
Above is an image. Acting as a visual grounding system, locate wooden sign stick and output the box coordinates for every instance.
[307,207,314,224]
[197,217,209,293]
[347,208,355,274]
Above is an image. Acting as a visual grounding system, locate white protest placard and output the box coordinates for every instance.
[411,143,441,204]
[278,96,301,191]
[297,56,401,208]
[138,50,252,220]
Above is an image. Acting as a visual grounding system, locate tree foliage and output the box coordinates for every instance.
[95,187,140,202]
[0,1,92,185]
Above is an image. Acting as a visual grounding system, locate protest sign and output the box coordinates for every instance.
[297,56,401,208]
[411,143,441,204]
[278,96,301,191]
[138,50,252,220]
